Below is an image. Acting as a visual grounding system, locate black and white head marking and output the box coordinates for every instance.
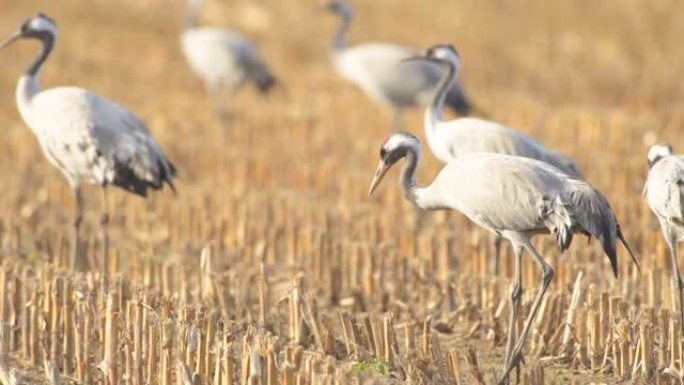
[22,13,58,39]
[647,143,673,168]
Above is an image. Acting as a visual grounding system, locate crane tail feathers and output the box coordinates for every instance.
[546,153,582,178]
[255,72,276,94]
[162,160,178,196]
[603,239,619,278]
[111,157,177,198]
[561,180,629,278]
[111,166,152,198]
[618,226,640,272]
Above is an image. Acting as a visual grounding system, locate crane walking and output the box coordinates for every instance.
[405,44,582,275]
[369,132,638,384]
[0,13,176,278]
[181,0,276,120]
[644,143,684,332]
[325,1,475,129]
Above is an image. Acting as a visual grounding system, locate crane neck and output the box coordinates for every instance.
[16,32,54,118]
[185,0,203,30]
[26,32,54,78]
[399,143,427,207]
[425,60,455,135]
[332,13,352,52]
[399,142,446,210]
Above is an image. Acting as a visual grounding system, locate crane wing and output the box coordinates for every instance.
[428,154,567,233]
[427,153,632,275]
[438,118,582,177]
[336,43,435,105]
[32,87,176,196]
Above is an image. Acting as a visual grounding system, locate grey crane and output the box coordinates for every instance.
[325,0,475,129]
[644,143,684,331]
[369,132,638,384]
[405,44,582,275]
[0,13,176,277]
[181,0,276,118]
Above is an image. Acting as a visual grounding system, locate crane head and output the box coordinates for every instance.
[369,132,419,195]
[0,13,57,51]
[324,1,353,19]
[647,143,673,168]
[402,44,461,71]
[425,44,460,61]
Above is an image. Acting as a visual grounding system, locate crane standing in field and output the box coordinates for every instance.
[405,44,582,275]
[644,143,684,331]
[0,13,176,277]
[181,0,276,120]
[324,0,475,129]
[368,132,638,384]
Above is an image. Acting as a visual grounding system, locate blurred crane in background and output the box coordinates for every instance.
[181,0,276,121]
[325,0,476,129]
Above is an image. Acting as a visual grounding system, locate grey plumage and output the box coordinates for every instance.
[325,1,476,128]
[369,132,637,385]
[181,0,276,97]
[23,87,177,197]
[561,178,636,275]
[1,13,176,273]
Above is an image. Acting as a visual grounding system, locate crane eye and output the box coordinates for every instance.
[379,148,387,159]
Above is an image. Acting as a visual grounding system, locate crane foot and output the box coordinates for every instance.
[496,350,525,385]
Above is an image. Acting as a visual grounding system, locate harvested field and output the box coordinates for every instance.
[0,0,682,384]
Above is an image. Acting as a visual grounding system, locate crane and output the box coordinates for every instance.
[324,0,475,129]
[644,143,684,331]
[405,44,582,275]
[0,13,177,279]
[181,0,276,120]
[369,132,638,384]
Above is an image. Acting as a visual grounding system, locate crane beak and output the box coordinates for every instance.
[368,160,389,195]
[0,30,22,50]
[401,55,425,63]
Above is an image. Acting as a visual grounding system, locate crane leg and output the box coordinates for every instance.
[666,239,684,335]
[503,244,524,385]
[69,186,83,270]
[493,236,503,275]
[210,89,232,128]
[392,109,405,131]
[497,242,553,385]
[99,186,110,291]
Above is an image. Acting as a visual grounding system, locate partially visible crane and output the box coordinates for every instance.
[369,132,638,385]
[644,143,684,332]
[405,44,582,275]
[0,13,177,279]
[325,0,475,128]
[181,0,276,118]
